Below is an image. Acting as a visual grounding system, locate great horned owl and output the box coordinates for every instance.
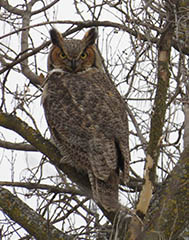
[42,28,130,211]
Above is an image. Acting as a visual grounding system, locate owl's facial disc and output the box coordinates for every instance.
[58,48,89,73]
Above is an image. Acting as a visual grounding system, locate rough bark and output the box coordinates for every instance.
[141,144,189,239]
[0,112,115,223]
[125,10,175,240]
[0,187,72,240]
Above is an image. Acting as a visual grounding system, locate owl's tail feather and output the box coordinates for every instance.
[88,170,120,211]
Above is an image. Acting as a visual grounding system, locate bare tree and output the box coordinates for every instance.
[0,0,189,239]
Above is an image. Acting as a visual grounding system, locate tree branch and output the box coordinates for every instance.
[141,144,189,239]
[0,181,83,195]
[136,19,174,218]
[0,187,72,240]
[31,0,60,15]
[0,41,49,78]
[125,8,175,240]
[0,112,89,192]
[0,0,24,15]
[0,139,37,151]
[0,112,116,222]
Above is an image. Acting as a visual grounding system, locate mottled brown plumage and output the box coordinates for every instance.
[42,28,130,211]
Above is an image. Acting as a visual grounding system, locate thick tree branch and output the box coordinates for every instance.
[0,0,24,15]
[0,187,72,240]
[125,9,175,240]
[20,3,40,86]
[137,20,174,217]
[141,144,189,239]
[0,112,115,222]
[0,112,90,194]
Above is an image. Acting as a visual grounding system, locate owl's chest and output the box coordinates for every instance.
[44,71,100,111]
[42,71,103,139]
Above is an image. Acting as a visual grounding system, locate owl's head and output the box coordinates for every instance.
[48,28,101,73]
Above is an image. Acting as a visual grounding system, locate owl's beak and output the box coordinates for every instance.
[71,59,77,72]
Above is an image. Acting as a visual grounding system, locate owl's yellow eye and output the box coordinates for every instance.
[80,52,88,59]
[59,52,67,59]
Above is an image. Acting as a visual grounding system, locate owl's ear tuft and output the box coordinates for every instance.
[49,28,64,47]
[83,28,97,46]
